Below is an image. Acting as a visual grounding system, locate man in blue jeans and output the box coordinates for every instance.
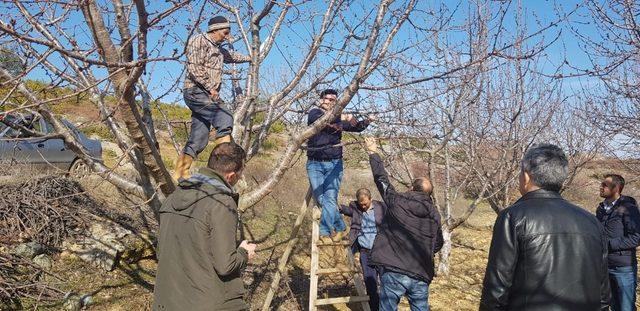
[307,89,372,242]
[174,16,251,180]
[597,174,640,311]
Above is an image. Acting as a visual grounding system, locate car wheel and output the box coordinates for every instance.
[69,159,90,179]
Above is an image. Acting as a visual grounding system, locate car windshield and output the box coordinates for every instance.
[0,113,85,139]
[60,119,86,139]
[0,114,34,138]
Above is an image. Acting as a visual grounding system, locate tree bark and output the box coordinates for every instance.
[80,0,175,195]
[437,228,452,275]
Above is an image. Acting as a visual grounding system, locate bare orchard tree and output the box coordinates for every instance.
[0,0,435,219]
[0,0,191,217]
[368,0,568,274]
[210,0,428,210]
[565,0,640,171]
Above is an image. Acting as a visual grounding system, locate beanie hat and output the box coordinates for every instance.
[207,16,230,32]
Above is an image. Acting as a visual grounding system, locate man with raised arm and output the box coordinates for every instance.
[363,137,443,311]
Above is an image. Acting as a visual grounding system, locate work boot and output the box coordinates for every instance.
[331,231,346,243]
[214,135,232,146]
[319,236,333,245]
[174,154,194,181]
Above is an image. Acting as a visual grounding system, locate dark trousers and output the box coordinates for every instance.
[182,87,233,158]
[609,265,637,311]
[359,247,380,310]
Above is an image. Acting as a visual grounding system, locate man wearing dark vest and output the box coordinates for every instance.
[340,188,387,310]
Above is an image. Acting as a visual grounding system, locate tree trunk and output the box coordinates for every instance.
[437,228,452,275]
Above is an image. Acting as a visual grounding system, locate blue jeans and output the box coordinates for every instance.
[306,159,346,236]
[609,265,637,311]
[359,248,380,310]
[183,87,233,158]
[380,270,429,311]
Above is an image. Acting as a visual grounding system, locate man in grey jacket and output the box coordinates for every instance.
[153,142,256,311]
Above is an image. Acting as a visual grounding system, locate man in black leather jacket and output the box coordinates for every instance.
[480,143,610,311]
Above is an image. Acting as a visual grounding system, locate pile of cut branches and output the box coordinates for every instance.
[0,176,103,305]
[0,253,64,304]
[0,176,98,247]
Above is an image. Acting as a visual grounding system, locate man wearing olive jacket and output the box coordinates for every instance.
[153,143,256,311]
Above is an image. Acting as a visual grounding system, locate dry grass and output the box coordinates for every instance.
[4,140,640,310]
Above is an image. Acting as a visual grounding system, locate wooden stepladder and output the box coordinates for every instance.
[308,206,371,311]
[260,188,370,311]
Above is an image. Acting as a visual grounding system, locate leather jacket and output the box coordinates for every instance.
[480,189,610,311]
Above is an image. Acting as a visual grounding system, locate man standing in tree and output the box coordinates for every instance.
[306,89,373,242]
[174,16,251,180]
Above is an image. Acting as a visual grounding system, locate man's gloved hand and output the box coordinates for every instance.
[341,113,357,126]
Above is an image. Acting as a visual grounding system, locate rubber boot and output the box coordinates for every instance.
[174,154,194,181]
[331,230,346,243]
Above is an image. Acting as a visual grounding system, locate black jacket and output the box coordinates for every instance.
[339,200,387,251]
[480,189,610,311]
[367,153,444,283]
[596,195,640,268]
[306,108,370,161]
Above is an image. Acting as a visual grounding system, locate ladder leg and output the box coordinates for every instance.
[308,208,321,311]
[261,190,313,311]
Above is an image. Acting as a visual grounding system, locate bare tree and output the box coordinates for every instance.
[366,0,569,274]
[0,0,433,219]
[564,0,639,172]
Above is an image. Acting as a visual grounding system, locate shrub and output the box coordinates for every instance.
[80,124,115,141]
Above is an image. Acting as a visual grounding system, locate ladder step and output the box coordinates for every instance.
[317,267,358,275]
[316,240,351,246]
[315,296,369,306]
